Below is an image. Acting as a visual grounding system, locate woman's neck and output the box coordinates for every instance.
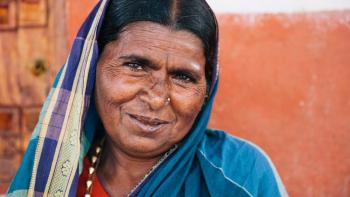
[96,139,161,196]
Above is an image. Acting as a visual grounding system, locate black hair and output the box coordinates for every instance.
[98,0,218,91]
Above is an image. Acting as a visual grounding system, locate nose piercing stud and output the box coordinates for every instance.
[166,97,171,104]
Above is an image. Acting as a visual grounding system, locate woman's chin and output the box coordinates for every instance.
[112,134,172,159]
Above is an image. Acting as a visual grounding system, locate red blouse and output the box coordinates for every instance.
[77,157,110,197]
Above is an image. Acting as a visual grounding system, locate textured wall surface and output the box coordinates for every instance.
[209,12,350,196]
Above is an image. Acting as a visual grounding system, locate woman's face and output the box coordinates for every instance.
[95,21,206,159]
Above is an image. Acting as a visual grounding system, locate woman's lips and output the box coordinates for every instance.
[127,113,171,133]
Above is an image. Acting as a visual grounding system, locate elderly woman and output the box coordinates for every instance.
[8,0,287,196]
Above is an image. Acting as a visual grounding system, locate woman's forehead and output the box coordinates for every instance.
[105,21,206,68]
[119,21,204,50]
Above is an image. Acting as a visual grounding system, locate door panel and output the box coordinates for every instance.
[0,108,21,192]
[0,0,66,193]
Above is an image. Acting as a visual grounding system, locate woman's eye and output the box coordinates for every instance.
[173,73,196,83]
[125,63,144,71]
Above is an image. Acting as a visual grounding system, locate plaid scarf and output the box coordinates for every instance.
[8,1,109,196]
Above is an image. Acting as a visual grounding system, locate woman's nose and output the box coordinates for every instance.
[140,80,170,110]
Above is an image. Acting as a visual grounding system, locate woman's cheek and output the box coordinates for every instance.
[172,91,204,119]
[102,75,145,104]
[171,82,206,113]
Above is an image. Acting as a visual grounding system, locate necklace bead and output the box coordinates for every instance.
[88,167,95,175]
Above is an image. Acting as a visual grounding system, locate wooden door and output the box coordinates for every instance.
[0,0,67,192]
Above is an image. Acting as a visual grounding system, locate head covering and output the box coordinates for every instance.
[7,0,220,196]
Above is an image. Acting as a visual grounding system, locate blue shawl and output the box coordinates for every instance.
[8,0,287,196]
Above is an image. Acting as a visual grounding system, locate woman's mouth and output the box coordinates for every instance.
[127,113,171,133]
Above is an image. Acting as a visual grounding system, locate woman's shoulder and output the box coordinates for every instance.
[198,129,272,164]
[197,129,288,197]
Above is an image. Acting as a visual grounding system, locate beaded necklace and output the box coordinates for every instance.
[84,138,177,197]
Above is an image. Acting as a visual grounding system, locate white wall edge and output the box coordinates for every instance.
[206,0,350,14]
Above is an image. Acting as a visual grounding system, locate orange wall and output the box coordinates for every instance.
[210,12,350,196]
[65,0,99,48]
[65,2,350,196]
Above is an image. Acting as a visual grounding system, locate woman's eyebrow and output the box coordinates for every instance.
[119,55,157,69]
